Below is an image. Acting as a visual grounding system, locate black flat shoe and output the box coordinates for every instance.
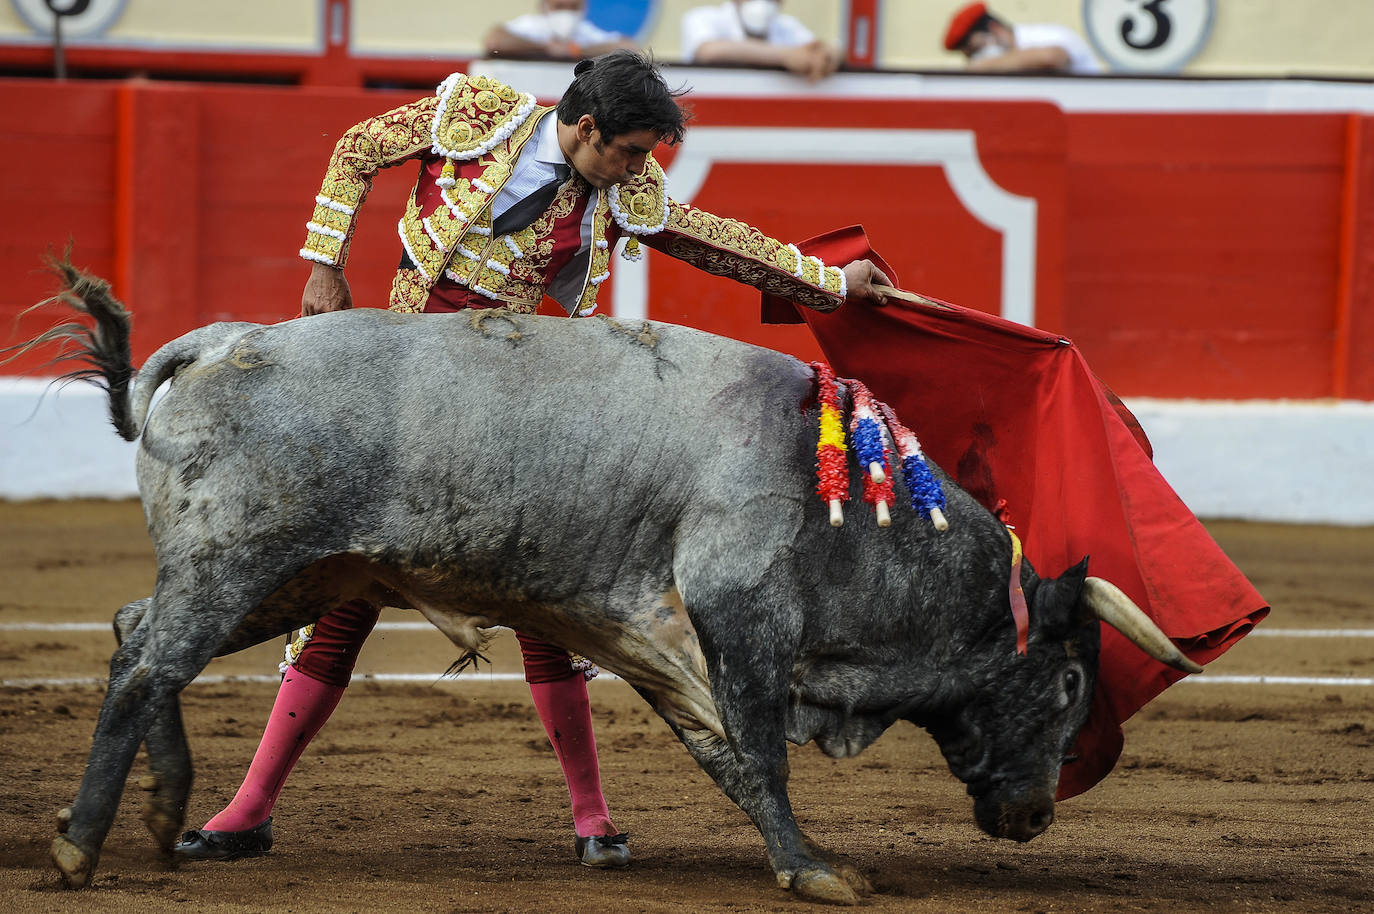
[575,831,630,868]
[173,817,273,861]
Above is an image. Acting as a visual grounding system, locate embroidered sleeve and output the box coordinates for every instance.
[300,96,440,268]
[644,200,847,313]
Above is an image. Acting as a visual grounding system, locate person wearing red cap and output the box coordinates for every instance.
[942,2,1101,74]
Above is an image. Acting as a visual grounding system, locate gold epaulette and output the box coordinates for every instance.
[431,73,538,161]
[607,155,669,235]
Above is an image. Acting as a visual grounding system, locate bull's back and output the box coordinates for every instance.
[138,309,819,587]
[158,309,807,429]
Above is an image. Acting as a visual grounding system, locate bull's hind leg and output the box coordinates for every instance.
[113,598,195,855]
[52,587,252,888]
[55,598,192,856]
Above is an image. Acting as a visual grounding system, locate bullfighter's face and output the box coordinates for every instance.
[568,115,659,189]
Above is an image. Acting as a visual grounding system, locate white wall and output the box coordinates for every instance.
[4,378,1372,525]
[1127,399,1374,526]
[0,380,140,499]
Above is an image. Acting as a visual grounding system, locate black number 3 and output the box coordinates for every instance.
[44,0,94,16]
[1121,0,1173,50]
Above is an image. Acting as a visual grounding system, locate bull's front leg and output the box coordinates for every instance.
[663,660,871,905]
[673,728,865,904]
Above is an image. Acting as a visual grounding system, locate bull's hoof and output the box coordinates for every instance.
[141,798,184,853]
[56,807,72,834]
[51,835,93,889]
[789,866,861,905]
[800,835,874,898]
[829,859,874,897]
[137,772,191,852]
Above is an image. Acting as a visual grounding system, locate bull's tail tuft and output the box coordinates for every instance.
[3,250,139,440]
[441,649,492,679]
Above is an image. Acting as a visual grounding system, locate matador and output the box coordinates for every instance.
[174,50,891,870]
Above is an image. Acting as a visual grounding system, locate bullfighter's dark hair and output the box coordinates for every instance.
[557,50,690,146]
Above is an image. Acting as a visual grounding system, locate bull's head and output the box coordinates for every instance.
[917,558,1201,843]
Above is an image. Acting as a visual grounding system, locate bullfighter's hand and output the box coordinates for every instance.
[301,262,354,317]
[842,259,892,307]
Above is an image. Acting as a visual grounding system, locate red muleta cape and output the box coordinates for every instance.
[765,226,1269,799]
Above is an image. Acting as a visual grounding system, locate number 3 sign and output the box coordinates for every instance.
[1083,0,1215,73]
[11,0,126,38]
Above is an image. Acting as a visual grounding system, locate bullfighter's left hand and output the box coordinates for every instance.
[842,259,892,307]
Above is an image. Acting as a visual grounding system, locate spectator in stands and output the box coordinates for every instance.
[484,0,638,60]
[682,1,839,82]
[943,2,1102,75]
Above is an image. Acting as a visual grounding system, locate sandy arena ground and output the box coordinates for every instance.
[1,499,1371,913]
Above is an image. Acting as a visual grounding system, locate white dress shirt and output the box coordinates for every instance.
[681,2,816,62]
[501,12,624,47]
[1014,23,1103,75]
[492,111,599,311]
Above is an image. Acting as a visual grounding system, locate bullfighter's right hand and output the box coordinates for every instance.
[842,259,893,307]
[301,262,354,317]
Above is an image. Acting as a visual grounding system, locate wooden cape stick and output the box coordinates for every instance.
[872,284,955,310]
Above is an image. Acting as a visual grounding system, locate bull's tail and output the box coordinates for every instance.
[5,254,211,442]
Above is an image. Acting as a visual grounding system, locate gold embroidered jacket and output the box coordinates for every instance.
[300,73,847,316]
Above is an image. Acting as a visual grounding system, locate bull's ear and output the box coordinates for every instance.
[1032,556,1090,630]
[1064,556,1099,626]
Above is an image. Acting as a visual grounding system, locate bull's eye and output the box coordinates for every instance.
[1061,667,1082,705]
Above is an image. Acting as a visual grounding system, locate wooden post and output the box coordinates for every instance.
[844,0,880,70]
[1334,113,1374,401]
[304,0,363,88]
[113,82,202,362]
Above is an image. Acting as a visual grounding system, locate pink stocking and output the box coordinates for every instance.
[202,670,345,832]
[527,674,617,838]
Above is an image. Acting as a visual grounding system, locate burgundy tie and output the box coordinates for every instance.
[492,164,572,236]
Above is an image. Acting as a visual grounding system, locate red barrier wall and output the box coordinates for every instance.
[1064,113,1350,398]
[0,80,421,372]
[2,77,1371,401]
[630,95,1066,363]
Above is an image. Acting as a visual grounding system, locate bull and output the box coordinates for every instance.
[30,262,1200,904]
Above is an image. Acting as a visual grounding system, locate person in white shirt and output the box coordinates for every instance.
[942,2,1102,75]
[681,1,839,82]
[485,0,638,60]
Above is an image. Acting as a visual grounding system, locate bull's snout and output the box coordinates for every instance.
[973,795,1055,842]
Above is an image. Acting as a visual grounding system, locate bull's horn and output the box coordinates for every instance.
[1083,577,1204,674]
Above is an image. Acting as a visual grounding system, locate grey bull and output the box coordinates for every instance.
[32,263,1199,904]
